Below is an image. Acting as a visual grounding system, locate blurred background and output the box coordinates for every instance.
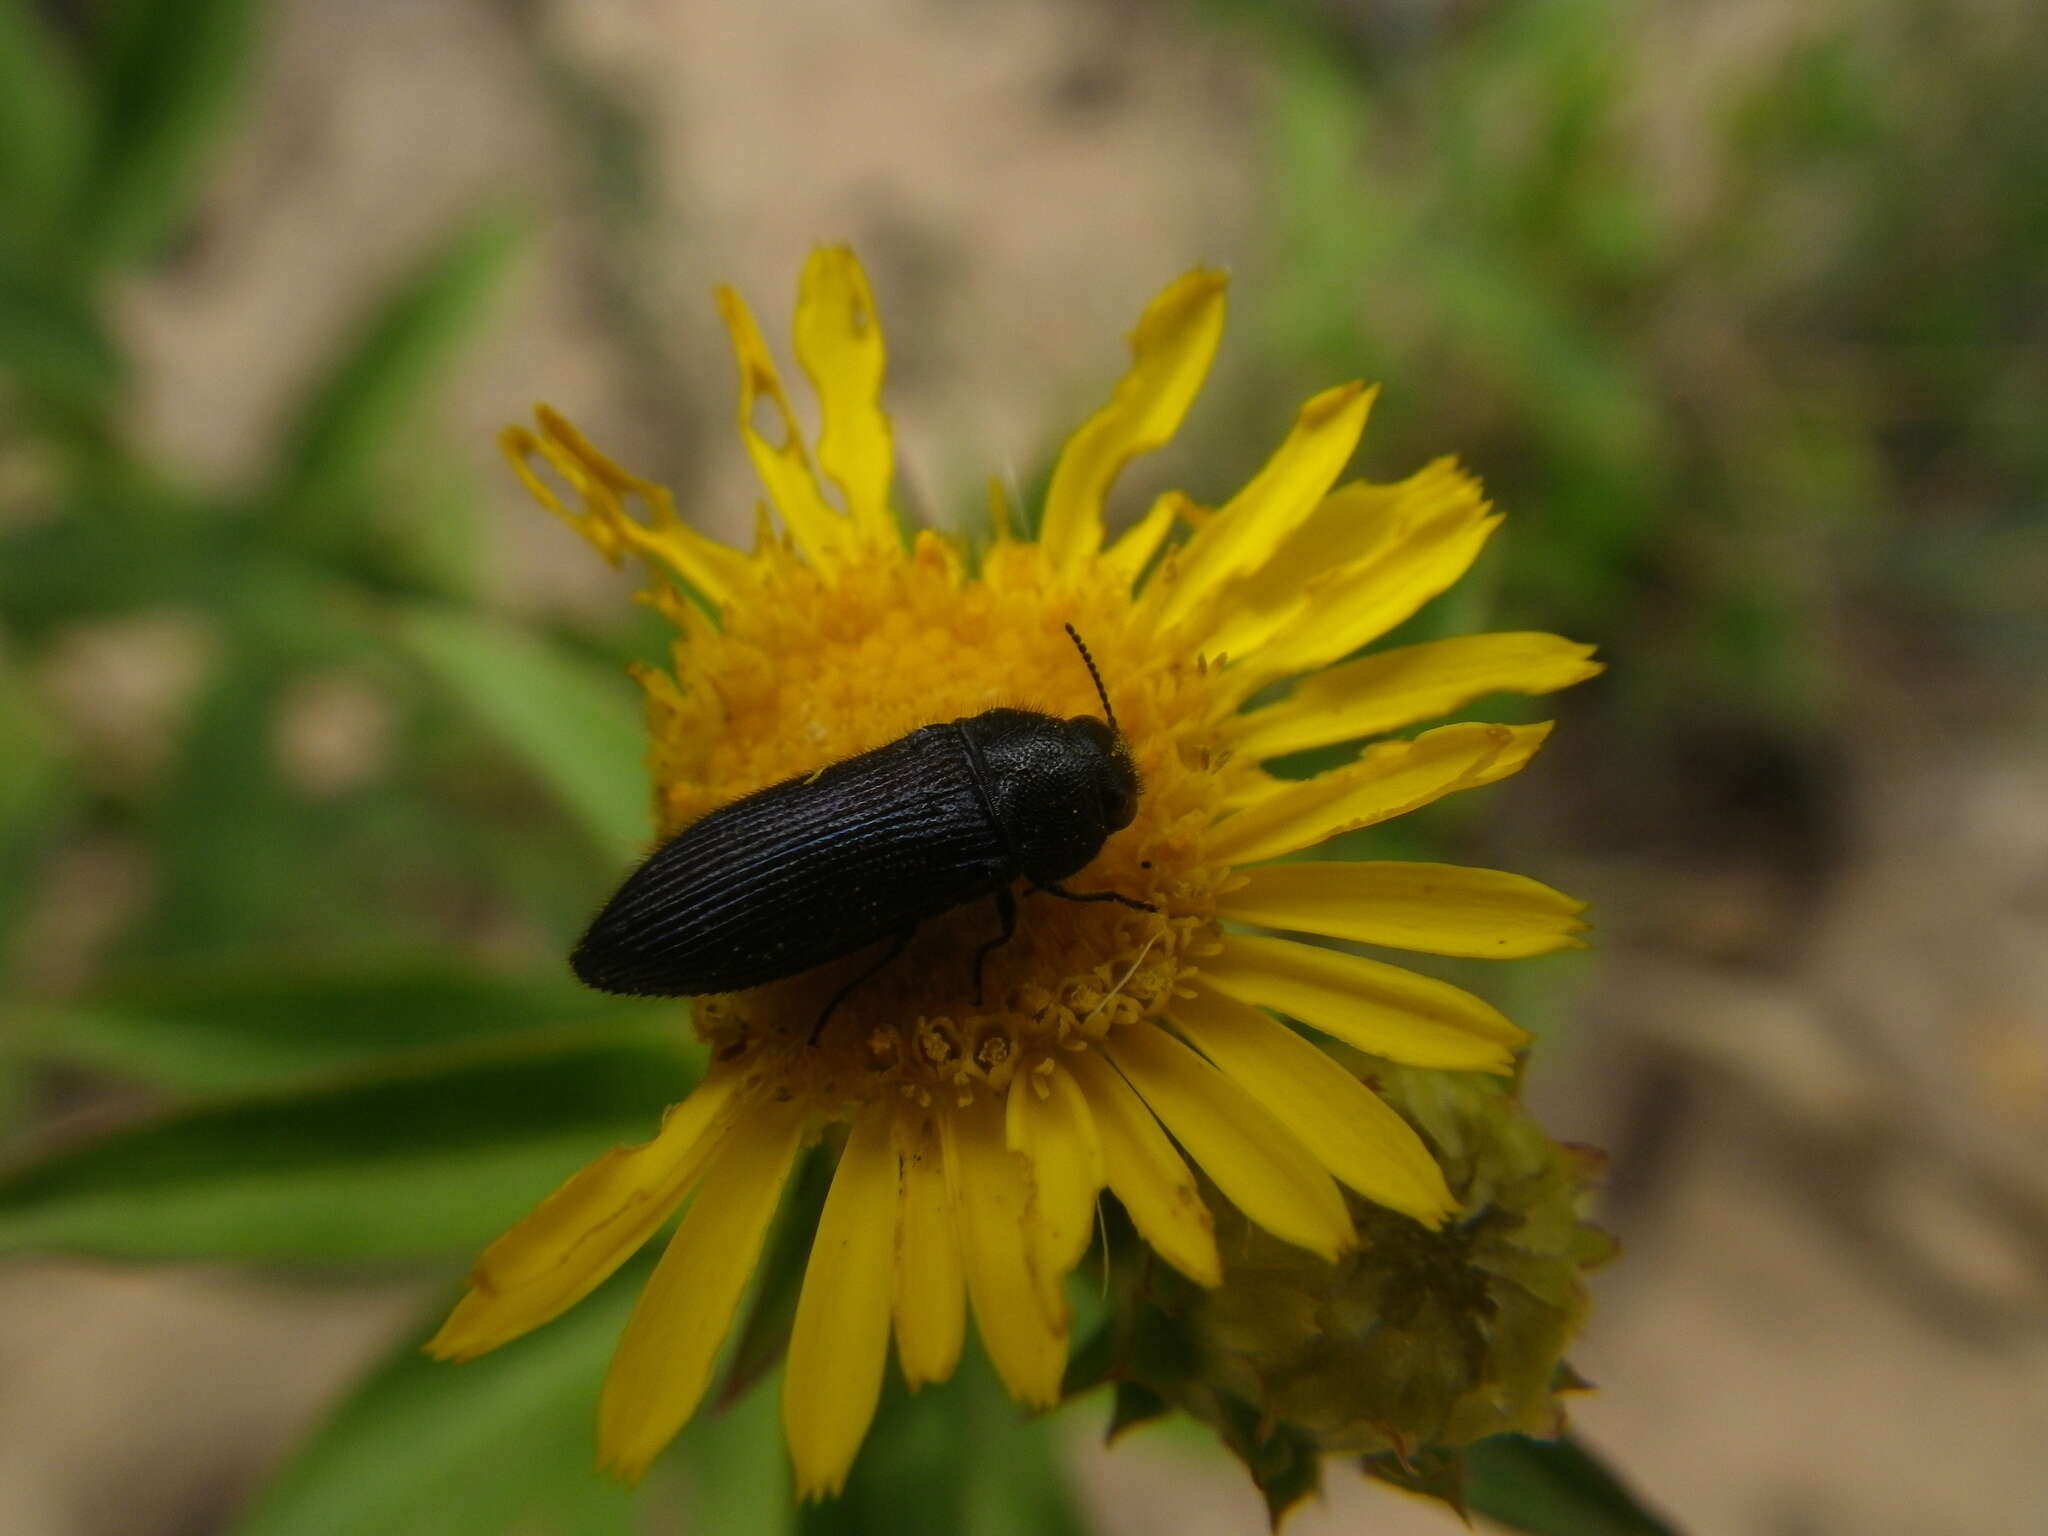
[3,0,2046,1532]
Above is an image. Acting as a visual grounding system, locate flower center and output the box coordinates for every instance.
[650,535,1234,1116]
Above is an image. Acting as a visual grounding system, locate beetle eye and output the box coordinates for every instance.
[1099,762,1139,832]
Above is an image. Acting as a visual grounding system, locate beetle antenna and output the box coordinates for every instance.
[1063,623,1117,732]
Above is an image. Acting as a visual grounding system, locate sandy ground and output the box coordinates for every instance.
[11,2,2048,1532]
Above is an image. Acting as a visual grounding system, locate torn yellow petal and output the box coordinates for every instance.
[1208,722,1549,867]
[597,1102,802,1482]
[1170,985,1455,1226]
[1218,860,1590,959]
[794,246,895,550]
[894,1118,965,1389]
[1007,1062,1104,1307]
[1040,268,1228,574]
[1461,723,1552,790]
[1066,1051,1221,1287]
[1106,1024,1353,1262]
[1148,382,1375,637]
[427,1069,740,1363]
[784,1110,899,1501]
[715,284,853,566]
[1228,632,1601,760]
[946,1104,1067,1408]
[502,408,747,607]
[1205,933,1527,1072]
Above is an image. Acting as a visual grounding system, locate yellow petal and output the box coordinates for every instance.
[1219,860,1590,959]
[1208,722,1550,866]
[1170,985,1454,1226]
[502,408,747,608]
[894,1118,965,1389]
[427,1070,741,1362]
[1066,1051,1221,1286]
[1195,474,1416,664]
[1006,1062,1104,1303]
[1105,1024,1353,1262]
[1149,382,1376,637]
[793,246,895,550]
[945,1104,1067,1408]
[784,1110,899,1501]
[1250,475,1500,683]
[715,284,852,566]
[1461,725,1551,790]
[1227,632,1602,760]
[1100,489,1189,589]
[1204,933,1526,1072]
[1040,269,1228,574]
[597,1103,803,1482]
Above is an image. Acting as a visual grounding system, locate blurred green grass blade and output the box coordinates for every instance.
[0,645,69,846]
[0,499,238,638]
[132,656,306,956]
[0,1031,696,1262]
[237,1280,640,1536]
[13,953,665,1092]
[75,0,262,264]
[276,209,526,504]
[0,248,123,403]
[395,603,649,858]
[0,651,77,992]
[1465,1433,1676,1536]
[0,1,89,230]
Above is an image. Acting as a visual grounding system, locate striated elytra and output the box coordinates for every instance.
[571,627,1155,1037]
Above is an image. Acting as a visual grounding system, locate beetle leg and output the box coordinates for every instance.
[970,882,1019,1007]
[809,923,917,1044]
[1031,881,1158,915]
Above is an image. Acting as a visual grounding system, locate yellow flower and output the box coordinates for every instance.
[428,247,1599,1497]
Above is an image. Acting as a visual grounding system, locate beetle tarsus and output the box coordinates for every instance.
[1032,881,1157,915]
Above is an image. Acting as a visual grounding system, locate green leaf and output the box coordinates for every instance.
[679,1366,796,1536]
[393,603,650,858]
[237,1281,641,1536]
[275,210,526,505]
[75,0,263,263]
[0,1030,697,1263]
[0,248,123,403]
[801,1351,1086,1536]
[1464,1433,1676,1536]
[0,1,89,234]
[11,952,666,1092]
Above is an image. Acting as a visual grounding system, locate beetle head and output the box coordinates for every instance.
[1065,714,1140,833]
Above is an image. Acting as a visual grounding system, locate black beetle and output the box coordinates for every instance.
[571,625,1155,1037]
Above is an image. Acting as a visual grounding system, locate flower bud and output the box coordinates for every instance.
[1194,1059,1612,1457]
